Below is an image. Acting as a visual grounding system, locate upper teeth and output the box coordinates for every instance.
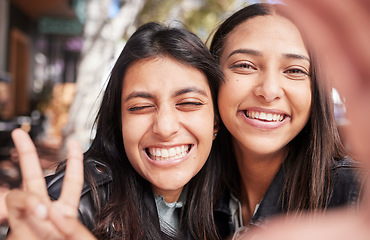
[148,145,190,161]
[246,111,284,122]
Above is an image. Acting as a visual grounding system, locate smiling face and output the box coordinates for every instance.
[121,56,215,202]
[218,15,312,162]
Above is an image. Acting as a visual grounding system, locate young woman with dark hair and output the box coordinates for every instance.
[209,3,361,238]
[6,22,225,240]
[76,21,223,239]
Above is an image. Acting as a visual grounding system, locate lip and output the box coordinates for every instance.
[144,144,194,167]
[238,107,290,130]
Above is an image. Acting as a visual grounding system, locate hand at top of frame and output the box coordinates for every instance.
[280,0,370,166]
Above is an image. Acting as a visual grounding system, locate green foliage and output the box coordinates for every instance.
[138,0,236,41]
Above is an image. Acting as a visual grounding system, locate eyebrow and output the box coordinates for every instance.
[124,92,154,102]
[228,49,310,63]
[173,87,208,98]
[124,87,208,102]
[228,49,262,59]
[283,53,310,63]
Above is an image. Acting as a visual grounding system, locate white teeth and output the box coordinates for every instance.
[266,113,273,121]
[169,148,176,157]
[246,110,284,122]
[259,112,266,119]
[147,145,190,161]
[161,149,169,158]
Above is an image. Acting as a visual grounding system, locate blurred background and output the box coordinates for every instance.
[0,0,348,238]
[0,0,271,235]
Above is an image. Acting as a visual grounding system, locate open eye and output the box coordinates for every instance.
[233,63,253,69]
[230,61,257,74]
[284,67,310,80]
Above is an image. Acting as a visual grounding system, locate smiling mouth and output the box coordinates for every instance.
[245,110,286,122]
[146,144,192,161]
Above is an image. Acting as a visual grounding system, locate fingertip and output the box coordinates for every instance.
[11,128,33,150]
[11,128,25,139]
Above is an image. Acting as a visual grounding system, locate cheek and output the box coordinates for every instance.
[121,116,149,151]
[186,110,215,150]
[218,79,248,122]
[218,81,238,111]
[301,92,312,117]
[290,83,312,116]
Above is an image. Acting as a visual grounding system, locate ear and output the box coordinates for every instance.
[213,115,220,140]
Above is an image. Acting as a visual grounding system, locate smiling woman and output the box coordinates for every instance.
[217,13,311,163]
[56,22,223,239]
[121,57,215,203]
[209,3,362,238]
[6,22,225,240]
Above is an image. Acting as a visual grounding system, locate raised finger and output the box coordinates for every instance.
[58,139,84,216]
[11,129,48,198]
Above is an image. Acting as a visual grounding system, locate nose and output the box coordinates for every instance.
[254,72,284,103]
[152,106,180,139]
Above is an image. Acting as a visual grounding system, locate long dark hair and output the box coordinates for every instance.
[84,22,223,239]
[210,3,346,213]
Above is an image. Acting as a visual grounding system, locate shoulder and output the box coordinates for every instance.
[46,158,113,199]
[330,157,361,187]
[329,157,363,208]
[46,158,113,230]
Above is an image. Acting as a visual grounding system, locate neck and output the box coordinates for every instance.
[233,144,286,223]
[152,186,183,203]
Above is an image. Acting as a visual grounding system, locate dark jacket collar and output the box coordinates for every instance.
[250,167,285,227]
[214,157,361,236]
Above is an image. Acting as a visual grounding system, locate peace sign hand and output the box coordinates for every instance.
[6,128,96,240]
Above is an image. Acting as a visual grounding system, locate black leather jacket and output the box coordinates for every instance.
[46,159,112,231]
[46,158,361,239]
[212,158,363,238]
[46,159,231,239]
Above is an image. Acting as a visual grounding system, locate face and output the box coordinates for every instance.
[218,15,311,161]
[121,57,215,202]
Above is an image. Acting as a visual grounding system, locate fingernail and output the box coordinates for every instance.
[36,203,48,219]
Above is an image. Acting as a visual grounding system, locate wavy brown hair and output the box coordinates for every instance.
[84,22,223,239]
[210,3,346,213]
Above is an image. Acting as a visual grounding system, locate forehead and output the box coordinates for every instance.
[222,15,308,58]
[122,57,211,96]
